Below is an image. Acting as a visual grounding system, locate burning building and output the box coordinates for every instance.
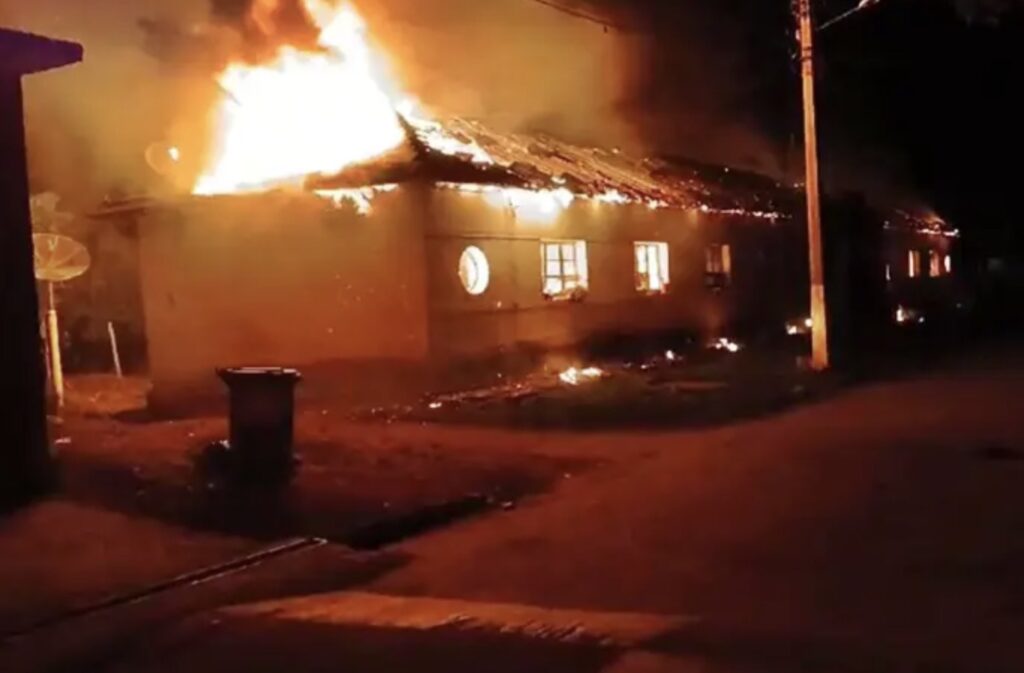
[100,119,812,410]
[85,0,960,411]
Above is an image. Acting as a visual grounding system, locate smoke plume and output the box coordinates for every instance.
[208,0,320,59]
[9,0,648,202]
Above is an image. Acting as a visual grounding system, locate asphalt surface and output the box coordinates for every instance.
[9,347,1024,672]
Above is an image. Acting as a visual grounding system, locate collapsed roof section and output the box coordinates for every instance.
[311,115,797,221]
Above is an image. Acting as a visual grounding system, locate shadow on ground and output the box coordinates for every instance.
[54,423,582,547]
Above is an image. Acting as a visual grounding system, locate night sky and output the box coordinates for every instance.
[590,0,1024,251]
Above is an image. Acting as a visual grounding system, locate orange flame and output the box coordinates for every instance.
[195,0,407,195]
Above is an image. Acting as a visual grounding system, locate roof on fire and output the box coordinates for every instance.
[310,116,799,218]
[91,113,955,237]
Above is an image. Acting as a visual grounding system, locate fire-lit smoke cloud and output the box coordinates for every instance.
[7,0,641,203]
[209,0,321,59]
[354,0,637,145]
[7,0,214,204]
[10,0,1005,205]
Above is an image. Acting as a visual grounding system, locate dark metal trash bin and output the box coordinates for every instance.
[217,367,302,481]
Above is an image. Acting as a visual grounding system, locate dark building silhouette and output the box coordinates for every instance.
[0,28,82,508]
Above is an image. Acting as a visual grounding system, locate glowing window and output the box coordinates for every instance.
[929,250,943,278]
[705,244,732,289]
[541,240,588,300]
[944,254,953,274]
[635,242,670,294]
[908,250,922,278]
[458,246,490,295]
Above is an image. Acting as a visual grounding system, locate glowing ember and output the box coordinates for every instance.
[895,306,926,325]
[665,350,677,361]
[559,366,606,386]
[399,102,495,164]
[315,184,397,215]
[711,337,742,354]
[699,204,784,222]
[195,0,407,195]
[445,183,576,224]
[785,317,814,336]
[594,190,630,205]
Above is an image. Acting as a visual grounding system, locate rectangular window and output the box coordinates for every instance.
[541,240,589,300]
[705,244,732,289]
[908,250,922,278]
[635,242,670,294]
[944,254,953,275]
[929,250,943,277]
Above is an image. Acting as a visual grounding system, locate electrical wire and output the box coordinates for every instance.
[526,0,631,32]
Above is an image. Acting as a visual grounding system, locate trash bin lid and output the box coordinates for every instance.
[217,367,302,382]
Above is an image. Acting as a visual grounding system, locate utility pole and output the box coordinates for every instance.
[796,0,830,370]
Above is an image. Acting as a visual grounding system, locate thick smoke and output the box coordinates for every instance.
[10,0,1006,207]
[208,0,321,59]
[358,0,637,145]
[9,0,643,203]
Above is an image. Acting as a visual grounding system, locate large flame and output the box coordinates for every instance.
[195,0,408,195]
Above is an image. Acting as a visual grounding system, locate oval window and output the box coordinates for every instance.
[458,246,490,295]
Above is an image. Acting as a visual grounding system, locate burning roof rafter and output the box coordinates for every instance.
[884,209,960,239]
[310,111,794,221]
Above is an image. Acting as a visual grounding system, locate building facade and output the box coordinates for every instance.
[87,121,963,411]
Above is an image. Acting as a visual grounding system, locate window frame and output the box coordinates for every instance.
[458,245,491,296]
[704,243,732,290]
[540,239,589,301]
[634,241,671,295]
[908,250,923,279]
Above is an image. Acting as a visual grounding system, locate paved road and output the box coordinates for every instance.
[365,348,1024,672]
[19,348,1024,672]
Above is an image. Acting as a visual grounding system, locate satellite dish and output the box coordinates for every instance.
[33,233,91,283]
[33,233,90,410]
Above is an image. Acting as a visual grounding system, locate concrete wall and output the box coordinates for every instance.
[138,189,430,407]
[422,187,808,360]
[136,183,814,409]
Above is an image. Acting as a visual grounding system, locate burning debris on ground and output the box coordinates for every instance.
[352,337,798,428]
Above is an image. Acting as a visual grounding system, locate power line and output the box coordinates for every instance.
[819,0,885,31]
[527,0,887,35]
[526,0,631,32]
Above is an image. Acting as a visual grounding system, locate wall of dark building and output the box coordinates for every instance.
[885,227,964,319]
